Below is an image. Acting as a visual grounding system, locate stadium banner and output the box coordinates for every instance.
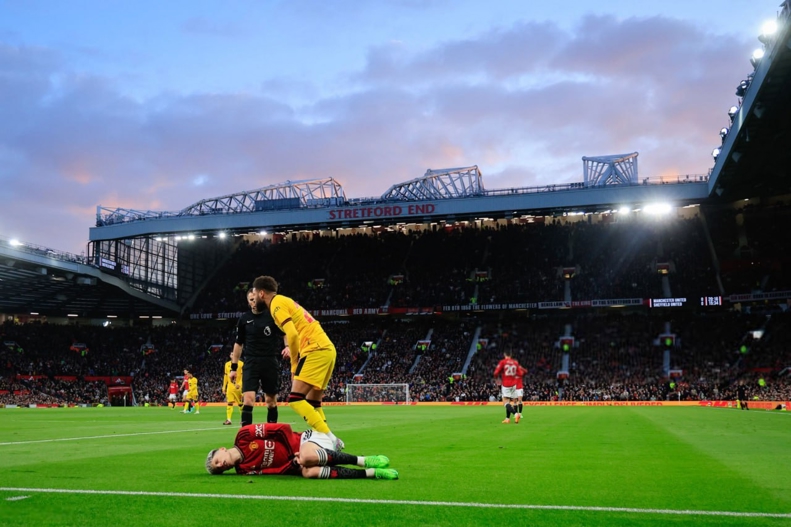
[591,298,644,307]
[190,297,659,319]
[728,290,791,302]
[441,303,538,311]
[699,400,787,410]
[327,202,437,221]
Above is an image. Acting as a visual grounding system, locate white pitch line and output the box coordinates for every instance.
[0,487,788,519]
[0,427,226,446]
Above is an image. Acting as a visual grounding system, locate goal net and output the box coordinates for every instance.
[345,383,411,404]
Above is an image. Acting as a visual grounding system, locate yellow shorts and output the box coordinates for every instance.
[226,386,242,404]
[187,390,199,401]
[294,346,336,390]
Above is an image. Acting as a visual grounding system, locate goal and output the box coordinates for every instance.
[345,383,411,404]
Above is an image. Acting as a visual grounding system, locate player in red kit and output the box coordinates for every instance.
[167,379,179,409]
[514,364,527,422]
[493,350,522,424]
[205,423,398,479]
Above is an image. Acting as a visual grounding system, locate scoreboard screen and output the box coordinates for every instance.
[649,298,686,308]
[700,296,723,307]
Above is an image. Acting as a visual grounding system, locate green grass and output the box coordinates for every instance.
[1,405,790,526]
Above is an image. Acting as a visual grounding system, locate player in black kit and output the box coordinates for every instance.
[229,289,288,426]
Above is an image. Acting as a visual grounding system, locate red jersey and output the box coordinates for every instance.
[233,423,302,476]
[180,377,189,391]
[494,357,521,388]
[168,381,179,395]
[515,365,527,390]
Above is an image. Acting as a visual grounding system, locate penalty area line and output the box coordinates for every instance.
[0,487,788,519]
[0,427,225,446]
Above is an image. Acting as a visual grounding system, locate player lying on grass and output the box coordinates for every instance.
[205,422,398,480]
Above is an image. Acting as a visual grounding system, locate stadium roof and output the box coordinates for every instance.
[0,240,179,319]
[5,5,791,319]
[708,4,791,199]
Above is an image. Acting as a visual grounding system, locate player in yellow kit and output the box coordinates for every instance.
[222,353,244,425]
[251,275,343,450]
[184,369,200,414]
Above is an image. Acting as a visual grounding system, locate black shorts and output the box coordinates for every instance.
[242,356,281,395]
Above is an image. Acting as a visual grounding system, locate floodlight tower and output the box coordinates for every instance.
[582,152,639,187]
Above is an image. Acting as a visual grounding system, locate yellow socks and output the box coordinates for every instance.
[289,399,330,433]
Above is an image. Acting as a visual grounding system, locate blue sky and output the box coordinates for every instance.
[0,0,781,253]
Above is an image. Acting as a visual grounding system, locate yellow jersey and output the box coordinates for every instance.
[223,360,244,392]
[187,376,199,398]
[270,295,334,359]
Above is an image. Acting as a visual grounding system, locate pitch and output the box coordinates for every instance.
[0,405,789,526]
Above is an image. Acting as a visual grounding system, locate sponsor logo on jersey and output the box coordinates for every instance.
[262,440,275,467]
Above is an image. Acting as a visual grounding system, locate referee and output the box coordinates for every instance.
[229,289,287,426]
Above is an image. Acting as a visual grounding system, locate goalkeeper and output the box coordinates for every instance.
[205,422,398,480]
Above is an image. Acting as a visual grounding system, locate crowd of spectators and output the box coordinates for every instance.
[189,208,755,318]
[2,309,790,407]
[706,201,791,295]
[6,201,791,407]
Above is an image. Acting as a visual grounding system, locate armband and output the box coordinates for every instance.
[230,363,238,371]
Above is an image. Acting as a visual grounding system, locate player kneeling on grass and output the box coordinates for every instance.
[205,422,398,480]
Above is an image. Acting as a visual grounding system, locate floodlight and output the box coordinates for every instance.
[728,106,739,121]
[750,48,765,68]
[735,79,750,97]
[9,239,21,246]
[218,232,227,239]
[719,127,729,141]
[712,147,721,159]
[644,203,672,215]
[758,20,778,44]
[618,206,631,214]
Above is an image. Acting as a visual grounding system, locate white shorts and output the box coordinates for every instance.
[516,389,524,398]
[168,393,177,402]
[501,385,518,399]
[300,430,334,451]
[182,390,189,399]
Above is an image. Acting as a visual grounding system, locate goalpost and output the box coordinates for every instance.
[345,383,410,404]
